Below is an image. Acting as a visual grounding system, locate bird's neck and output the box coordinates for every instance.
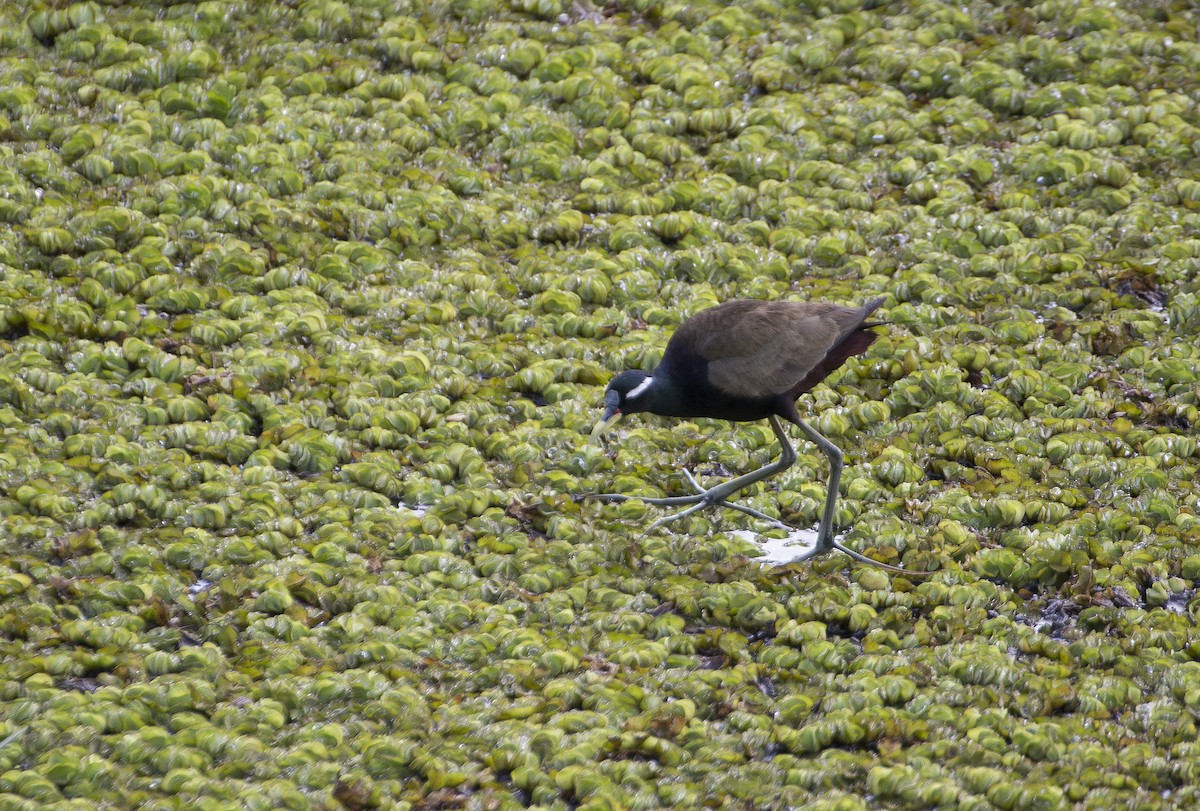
[636,373,693,418]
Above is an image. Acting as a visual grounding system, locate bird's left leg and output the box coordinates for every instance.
[782,417,842,558]
[774,418,930,574]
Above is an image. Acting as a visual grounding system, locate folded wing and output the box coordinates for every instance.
[675,299,883,400]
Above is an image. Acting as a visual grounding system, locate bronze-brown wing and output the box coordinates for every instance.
[679,300,878,400]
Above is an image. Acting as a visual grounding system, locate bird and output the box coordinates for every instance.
[591,296,899,568]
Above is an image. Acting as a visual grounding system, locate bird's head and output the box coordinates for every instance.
[591,370,656,440]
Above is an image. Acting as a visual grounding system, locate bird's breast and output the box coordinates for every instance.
[653,364,778,422]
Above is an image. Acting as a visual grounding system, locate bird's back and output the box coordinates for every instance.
[660,298,884,416]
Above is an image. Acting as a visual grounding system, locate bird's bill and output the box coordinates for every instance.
[590,412,621,444]
[591,396,622,444]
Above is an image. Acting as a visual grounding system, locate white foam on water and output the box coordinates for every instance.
[187,579,213,596]
[731,526,823,565]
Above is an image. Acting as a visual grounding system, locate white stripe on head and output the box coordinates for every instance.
[627,376,655,400]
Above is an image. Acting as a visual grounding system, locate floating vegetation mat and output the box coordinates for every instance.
[3,0,1200,808]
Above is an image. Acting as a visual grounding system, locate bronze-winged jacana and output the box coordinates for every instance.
[592,297,888,565]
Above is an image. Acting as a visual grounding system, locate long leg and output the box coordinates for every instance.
[783,421,926,574]
[592,415,798,528]
[592,414,930,574]
[680,469,786,524]
[784,417,842,558]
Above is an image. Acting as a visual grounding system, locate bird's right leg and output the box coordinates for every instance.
[590,415,799,530]
[679,470,784,524]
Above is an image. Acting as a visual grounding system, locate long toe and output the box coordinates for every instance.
[643,500,711,533]
[682,469,708,495]
[589,492,632,503]
[598,491,711,508]
[714,498,787,526]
